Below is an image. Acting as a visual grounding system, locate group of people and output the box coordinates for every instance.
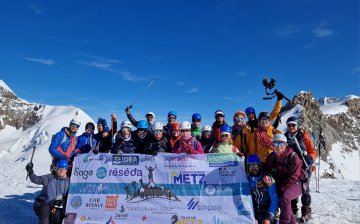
[26,92,317,224]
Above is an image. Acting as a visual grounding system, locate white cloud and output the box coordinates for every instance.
[120,72,150,82]
[351,67,360,74]
[25,57,55,65]
[237,71,247,77]
[177,81,184,86]
[77,60,114,71]
[275,25,302,38]
[312,25,334,38]
[185,88,198,93]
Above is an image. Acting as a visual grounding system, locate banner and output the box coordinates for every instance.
[64,153,254,224]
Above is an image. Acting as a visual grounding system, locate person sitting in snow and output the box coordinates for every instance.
[26,159,70,224]
[48,118,80,169]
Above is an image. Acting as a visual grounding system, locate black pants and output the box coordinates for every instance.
[34,202,63,224]
[291,181,311,214]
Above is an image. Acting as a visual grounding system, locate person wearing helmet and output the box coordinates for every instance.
[172,121,204,154]
[247,154,279,224]
[245,92,283,132]
[263,134,304,224]
[144,122,169,155]
[284,116,316,221]
[133,120,153,154]
[76,122,98,154]
[200,125,215,153]
[112,120,136,154]
[191,113,202,140]
[163,111,177,139]
[125,106,156,134]
[93,117,113,153]
[208,125,240,154]
[49,118,81,168]
[253,112,281,162]
[26,159,70,224]
[212,110,228,143]
[166,122,181,151]
[232,111,252,157]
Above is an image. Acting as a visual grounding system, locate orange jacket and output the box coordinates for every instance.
[253,126,281,163]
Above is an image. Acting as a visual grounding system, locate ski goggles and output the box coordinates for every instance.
[273,142,286,147]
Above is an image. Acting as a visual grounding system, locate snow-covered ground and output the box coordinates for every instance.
[320,95,359,116]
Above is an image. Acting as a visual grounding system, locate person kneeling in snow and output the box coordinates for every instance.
[26,160,70,224]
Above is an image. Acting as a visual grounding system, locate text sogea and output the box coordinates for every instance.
[173,173,206,184]
[74,168,93,180]
[109,168,142,177]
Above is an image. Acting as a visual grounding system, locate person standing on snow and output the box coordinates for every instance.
[284,116,316,221]
[166,122,182,151]
[93,117,113,153]
[133,120,153,154]
[232,111,252,157]
[125,105,156,134]
[263,134,304,224]
[245,91,284,133]
[191,113,202,140]
[200,125,215,153]
[212,110,227,143]
[172,121,204,154]
[144,122,169,155]
[76,122,97,153]
[112,120,136,154]
[26,160,70,224]
[49,118,80,168]
[163,111,178,139]
[208,125,241,155]
[247,154,279,224]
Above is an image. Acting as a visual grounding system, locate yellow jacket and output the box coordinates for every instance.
[233,126,255,156]
[254,126,281,163]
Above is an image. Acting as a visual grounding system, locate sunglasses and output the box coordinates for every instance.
[273,142,286,147]
[181,130,190,133]
[215,114,224,118]
[154,130,163,134]
[260,119,270,123]
[168,116,176,119]
[70,124,80,129]
[287,124,297,127]
[220,134,230,138]
[137,129,147,133]
[171,130,180,133]
[192,119,201,122]
[203,131,211,135]
[248,164,259,169]
[57,167,68,171]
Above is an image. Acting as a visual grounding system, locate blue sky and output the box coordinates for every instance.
[1,0,359,127]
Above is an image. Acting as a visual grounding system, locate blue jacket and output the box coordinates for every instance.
[49,127,78,160]
[30,172,69,207]
[248,171,279,222]
[76,132,97,153]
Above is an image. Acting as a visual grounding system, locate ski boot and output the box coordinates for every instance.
[299,206,312,223]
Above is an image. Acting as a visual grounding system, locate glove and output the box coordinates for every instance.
[26,162,33,173]
[311,164,316,172]
[236,152,244,157]
[125,106,131,114]
[93,149,99,155]
[275,91,284,100]
[151,151,158,156]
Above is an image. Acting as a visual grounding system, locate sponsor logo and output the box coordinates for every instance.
[105,195,118,210]
[79,216,104,222]
[113,155,139,165]
[73,168,94,180]
[141,215,148,221]
[187,198,199,210]
[171,171,206,184]
[70,196,82,209]
[126,205,172,212]
[96,167,107,179]
[84,197,104,209]
[207,154,238,167]
[212,216,236,224]
[114,205,128,220]
[171,215,203,224]
[164,155,197,168]
[218,167,236,176]
[106,216,116,224]
[79,216,86,221]
[204,185,216,195]
[80,183,108,194]
[109,168,142,177]
[63,213,77,224]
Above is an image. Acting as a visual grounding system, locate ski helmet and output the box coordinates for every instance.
[69,118,81,127]
[168,111,177,118]
[245,107,256,115]
[214,110,225,117]
[220,125,232,134]
[258,112,270,120]
[153,122,163,131]
[247,154,261,165]
[85,122,95,130]
[192,113,201,121]
[146,112,155,118]
[137,120,149,129]
[121,120,132,130]
[286,116,298,125]
[171,122,180,130]
[180,121,191,130]
[202,125,212,132]
[273,133,287,142]
[56,159,69,169]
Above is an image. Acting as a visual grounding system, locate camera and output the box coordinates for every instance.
[261,77,290,102]
[262,78,277,90]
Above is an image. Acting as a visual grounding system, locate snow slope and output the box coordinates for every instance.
[320,95,359,115]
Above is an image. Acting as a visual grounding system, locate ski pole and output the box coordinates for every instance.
[26,141,37,180]
[128,78,156,109]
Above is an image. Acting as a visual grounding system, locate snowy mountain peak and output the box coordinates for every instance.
[0,79,14,94]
